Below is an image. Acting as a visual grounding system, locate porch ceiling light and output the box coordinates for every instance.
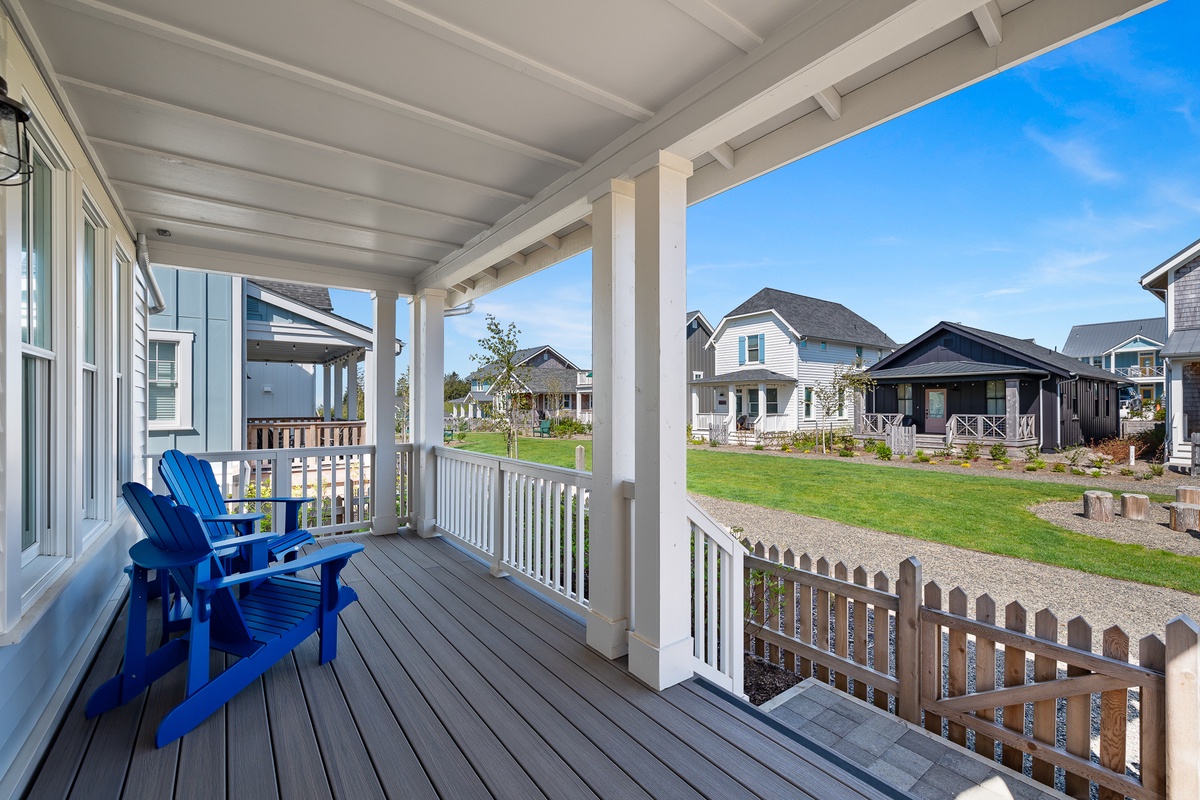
[0,76,31,185]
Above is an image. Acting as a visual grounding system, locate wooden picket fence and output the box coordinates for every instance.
[743,542,1200,800]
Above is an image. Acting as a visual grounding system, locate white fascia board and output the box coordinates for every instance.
[148,240,414,295]
[1141,235,1200,290]
[517,344,579,371]
[1110,334,1165,352]
[246,283,373,340]
[707,309,800,350]
[687,310,716,336]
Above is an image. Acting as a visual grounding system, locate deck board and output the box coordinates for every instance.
[27,531,900,800]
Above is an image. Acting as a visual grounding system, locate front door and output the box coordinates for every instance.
[925,388,947,434]
[1139,354,1155,377]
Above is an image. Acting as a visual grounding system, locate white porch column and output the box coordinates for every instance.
[630,151,693,690]
[371,291,399,535]
[410,289,446,538]
[727,384,736,429]
[322,363,332,421]
[333,357,345,420]
[348,352,360,421]
[586,178,636,659]
[757,383,767,422]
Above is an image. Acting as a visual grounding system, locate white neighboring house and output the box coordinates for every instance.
[692,288,896,442]
[1140,236,1200,469]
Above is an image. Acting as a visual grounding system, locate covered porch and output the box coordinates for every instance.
[691,370,795,444]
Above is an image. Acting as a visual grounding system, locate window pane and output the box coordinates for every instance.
[83,369,96,516]
[83,219,96,364]
[149,381,177,422]
[22,356,49,551]
[22,149,52,349]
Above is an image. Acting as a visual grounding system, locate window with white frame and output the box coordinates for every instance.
[766,388,778,414]
[986,380,1005,416]
[148,330,195,430]
[81,217,99,521]
[804,387,812,418]
[746,334,761,363]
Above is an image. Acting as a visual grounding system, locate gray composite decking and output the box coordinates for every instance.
[26,531,901,800]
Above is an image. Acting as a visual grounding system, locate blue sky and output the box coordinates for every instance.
[332,0,1200,378]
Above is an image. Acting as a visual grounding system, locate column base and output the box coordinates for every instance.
[411,514,441,539]
[585,611,629,659]
[627,632,695,691]
[370,514,400,536]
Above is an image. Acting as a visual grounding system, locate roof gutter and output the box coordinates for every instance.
[444,301,475,317]
[136,233,167,315]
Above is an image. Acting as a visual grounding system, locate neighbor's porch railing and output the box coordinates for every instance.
[688,499,744,694]
[147,442,413,537]
[246,417,366,449]
[433,446,591,613]
[860,413,902,436]
[1114,365,1164,379]
[947,414,1036,442]
[755,414,790,434]
[743,543,1200,800]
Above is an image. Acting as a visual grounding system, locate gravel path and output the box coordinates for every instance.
[694,494,1200,643]
[1033,500,1200,557]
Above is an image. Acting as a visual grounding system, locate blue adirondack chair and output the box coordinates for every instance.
[88,482,363,747]
[158,449,314,562]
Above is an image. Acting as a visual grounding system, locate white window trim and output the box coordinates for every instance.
[148,329,195,431]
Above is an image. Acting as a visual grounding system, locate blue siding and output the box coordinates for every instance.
[148,267,237,455]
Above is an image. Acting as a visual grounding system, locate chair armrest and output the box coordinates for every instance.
[224,496,315,505]
[201,512,265,525]
[198,543,363,591]
[212,531,283,551]
[129,539,209,570]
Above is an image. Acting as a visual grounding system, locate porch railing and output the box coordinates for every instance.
[688,499,744,695]
[860,413,902,436]
[246,417,366,449]
[1114,365,1164,379]
[433,446,591,613]
[147,444,382,537]
[743,545,1200,800]
[947,414,1036,442]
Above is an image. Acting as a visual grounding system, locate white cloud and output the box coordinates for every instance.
[1025,127,1121,183]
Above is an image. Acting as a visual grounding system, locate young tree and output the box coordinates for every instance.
[811,359,876,452]
[543,374,566,424]
[470,315,530,459]
[395,368,410,441]
[444,371,470,403]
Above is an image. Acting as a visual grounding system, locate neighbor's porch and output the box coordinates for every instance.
[690,371,796,445]
[27,531,896,800]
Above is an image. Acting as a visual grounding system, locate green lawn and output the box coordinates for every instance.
[454,434,1200,593]
[452,432,592,470]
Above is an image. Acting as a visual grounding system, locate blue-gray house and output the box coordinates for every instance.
[1061,317,1165,406]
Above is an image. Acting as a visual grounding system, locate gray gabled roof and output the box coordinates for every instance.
[725,288,896,350]
[692,368,794,386]
[467,344,579,381]
[1061,317,1165,357]
[1161,330,1200,358]
[869,362,1048,381]
[251,280,333,312]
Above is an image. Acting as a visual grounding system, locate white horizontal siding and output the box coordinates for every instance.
[132,269,148,483]
[713,314,795,377]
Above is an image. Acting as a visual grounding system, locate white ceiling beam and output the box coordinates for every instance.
[112,179,463,252]
[708,142,735,169]
[660,0,762,53]
[90,137,491,231]
[126,209,438,265]
[814,86,843,121]
[478,267,500,280]
[59,77,530,204]
[146,241,416,295]
[972,1,1003,47]
[348,0,653,121]
[541,234,561,251]
[688,0,1161,206]
[45,0,582,169]
[508,252,526,267]
[446,225,592,307]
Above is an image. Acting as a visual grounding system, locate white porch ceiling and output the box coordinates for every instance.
[8,0,1162,300]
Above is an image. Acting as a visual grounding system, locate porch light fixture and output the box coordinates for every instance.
[0,76,32,185]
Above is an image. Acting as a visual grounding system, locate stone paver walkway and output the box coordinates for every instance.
[762,680,1066,800]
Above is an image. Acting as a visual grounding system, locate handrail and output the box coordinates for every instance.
[687,497,743,695]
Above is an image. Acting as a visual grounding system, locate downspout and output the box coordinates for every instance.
[443,301,475,317]
[136,233,167,315]
[1038,376,1047,450]
[1057,376,1079,449]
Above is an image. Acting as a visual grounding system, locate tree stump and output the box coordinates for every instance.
[1083,491,1114,523]
[1121,494,1150,521]
[1177,487,1200,505]
[1170,503,1200,533]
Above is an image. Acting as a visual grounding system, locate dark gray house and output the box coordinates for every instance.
[454,345,593,422]
[862,321,1120,450]
[687,310,716,414]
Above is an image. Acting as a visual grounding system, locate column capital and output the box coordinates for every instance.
[587,178,635,204]
[628,150,694,181]
[417,287,448,301]
[369,288,400,302]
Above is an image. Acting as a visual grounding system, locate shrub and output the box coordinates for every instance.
[753,444,765,451]
[914,449,930,463]
[781,444,791,453]
[1154,406,1166,421]
[989,443,1008,461]
[1091,469,1102,478]
[838,448,854,457]
[1071,468,1087,476]
[995,465,1008,470]
[961,441,982,461]
[1120,467,1135,476]
[1023,446,1041,462]
[1089,453,1113,471]
[1150,463,1165,477]
[1061,446,1086,467]
[875,444,893,461]
[708,438,720,447]
[960,462,972,468]
[863,438,878,453]
[1052,463,1066,473]
[551,416,590,436]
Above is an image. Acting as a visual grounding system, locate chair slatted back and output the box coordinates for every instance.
[159,450,237,540]
[122,482,253,646]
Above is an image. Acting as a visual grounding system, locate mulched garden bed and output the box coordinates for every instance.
[743,654,802,706]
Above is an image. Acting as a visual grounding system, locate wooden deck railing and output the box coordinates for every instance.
[433,446,591,613]
[688,499,744,695]
[246,417,367,449]
[947,414,1036,442]
[743,544,1200,800]
[860,413,903,436]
